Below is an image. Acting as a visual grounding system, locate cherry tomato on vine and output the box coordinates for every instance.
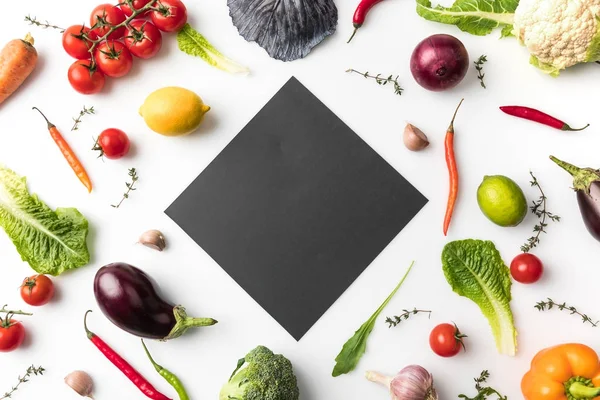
[124,20,163,59]
[150,0,187,32]
[20,275,55,307]
[429,323,467,357]
[62,25,96,59]
[510,253,544,284]
[94,41,133,78]
[90,4,127,40]
[68,60,106,95]
[94,129,131,159]
[0,320,25,352]
[120,0,153,17]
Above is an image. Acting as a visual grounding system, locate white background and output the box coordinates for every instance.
[1,1,600,399]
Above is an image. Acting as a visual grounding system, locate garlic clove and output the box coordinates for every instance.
[139,229,166,251]
[403,123,430,151]
[65,370,94,398]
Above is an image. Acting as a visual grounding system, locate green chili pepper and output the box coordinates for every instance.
[141,340,190,400]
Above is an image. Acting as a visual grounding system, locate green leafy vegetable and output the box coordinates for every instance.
[415,0,516,36]
[441,240,516,356]
[177,23,249,75]
[332,262,414,377]
[0,166,90,276]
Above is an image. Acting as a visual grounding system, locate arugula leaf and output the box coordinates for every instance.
[332,262,414,377]
[177,23,249,74]
[0,166,90,276]
[416,0,517,36]
[442,240,517,356]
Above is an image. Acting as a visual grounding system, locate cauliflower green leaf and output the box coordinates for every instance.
[0,166,90,276]
[416,0,517,36]
[586,16,600,62]
[442,240,517,356]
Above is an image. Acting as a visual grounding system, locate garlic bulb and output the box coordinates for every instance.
[366,365,438,400]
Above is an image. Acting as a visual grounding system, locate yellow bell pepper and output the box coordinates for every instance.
[522,343,600,400]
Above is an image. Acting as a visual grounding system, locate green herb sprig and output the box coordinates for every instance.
[385,308,431,328]
[1,365,45,400]
[346,69,403,96]
[71,106,95,131]
[474,55,487,88]
[0,305,32,317]
[24,15,64,32]
[535,298,598,327]
[112,168,138,208]
[521,171,560,252]
[458,370,507,400]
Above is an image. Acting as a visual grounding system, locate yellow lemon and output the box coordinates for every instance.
[139,87,211,136]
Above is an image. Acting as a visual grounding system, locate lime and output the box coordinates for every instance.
[477,175,527,227]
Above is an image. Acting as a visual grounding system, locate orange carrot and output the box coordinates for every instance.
[32,107,93,193]
[0,34,38,105]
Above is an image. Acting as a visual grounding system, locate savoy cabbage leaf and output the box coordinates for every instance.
[0,166,90,276]
[442,239,517,356]
[416,0,517,36]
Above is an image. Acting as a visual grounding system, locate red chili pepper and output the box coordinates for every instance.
[348,0,385,43]
[84,311,172,400]
[443,99,464,236]
[499,106,589,132]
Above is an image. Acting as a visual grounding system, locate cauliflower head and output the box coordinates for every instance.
[513,0,600,75]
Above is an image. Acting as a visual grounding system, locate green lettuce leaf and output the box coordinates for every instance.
[0,166,90,276]
[416,0,517,36]
[442,240,517,356]
[177,23,249,75]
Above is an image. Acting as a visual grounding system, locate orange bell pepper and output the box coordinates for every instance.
[522,343,600,400]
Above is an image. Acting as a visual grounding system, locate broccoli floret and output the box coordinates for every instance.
[219,345,300,400]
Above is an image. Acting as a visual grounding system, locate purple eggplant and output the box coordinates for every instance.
[94,262,217,340]
[551,156,600,242]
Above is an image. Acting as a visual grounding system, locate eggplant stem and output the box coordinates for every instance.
[163,306,218,341]
[550,155,580,177]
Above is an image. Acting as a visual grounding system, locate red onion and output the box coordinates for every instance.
[410,34,469,92]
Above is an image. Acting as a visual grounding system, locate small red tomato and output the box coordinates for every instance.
[151,0,187,32]
[94,128,131,159]
[510,253,544,284]
[62,25,96,59]
[0,320,25,352]
[120,0,153,17]
[68,60,106,95]
[429,323,467,357]
[90,4,126,40]
[20,275,55,306]
[124,20,163,59]
[95,41,133,78]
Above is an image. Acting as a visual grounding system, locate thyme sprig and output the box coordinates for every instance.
[1,365,45,400]
[385,308,431,328]
[474,55,487,89]
[521,171,560,252]
[346,69,403,96]
[71,106,95,131]
[535,298,598,327]
[458,370,507,400]
[112,168,138,208]
[24,15,64,33]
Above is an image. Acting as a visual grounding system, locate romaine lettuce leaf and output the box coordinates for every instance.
[416,0,517,36]
[0,166,90,276]
[442,239,517,356]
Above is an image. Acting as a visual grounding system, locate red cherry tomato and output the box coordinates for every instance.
[150,0,187,32]
[20,275,55,307]
[94,41,133,78]
[0,320,25,352]
[120,0,153,17]
[68,60,106,95]
[94,129,131,159]
[510,253,544,284]
[124,21,163,59]
[62,25,96,59]
[90,4,126,40]
[429,323,467,357]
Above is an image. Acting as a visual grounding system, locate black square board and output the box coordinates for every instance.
[166,77,428,340]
